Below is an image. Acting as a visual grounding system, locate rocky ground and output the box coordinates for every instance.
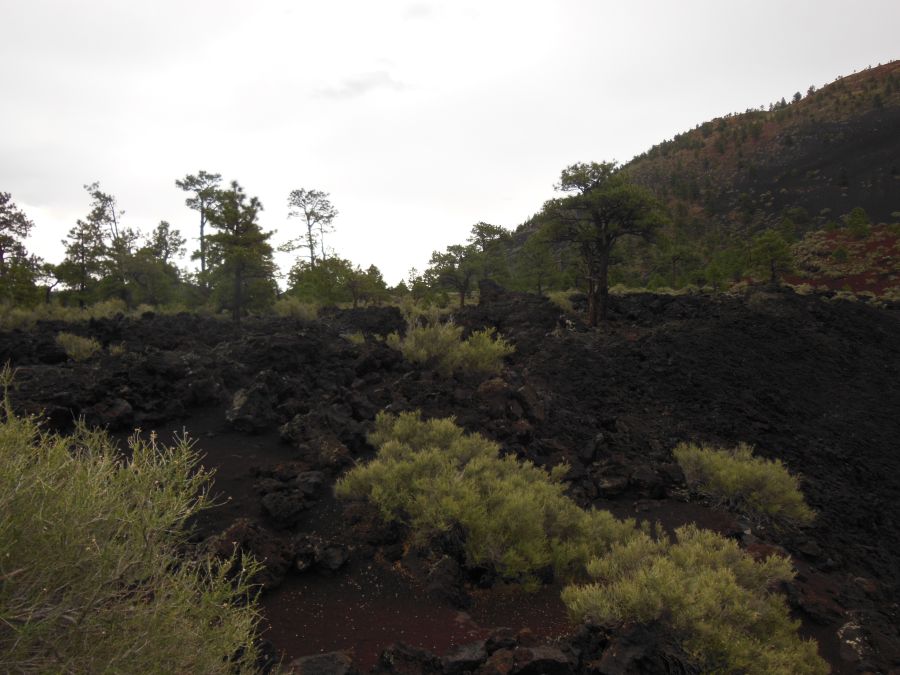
[2,286,899,674]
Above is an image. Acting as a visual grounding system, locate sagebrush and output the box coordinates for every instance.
[272,295,318,321]
[335,411,636,584]
[0,370,262,673]
[0,298,153,330]
[339,411,825,671]
[562,525,827,675]
[55,331,102,361]
[673,441,815,525]
[387,316,514,376]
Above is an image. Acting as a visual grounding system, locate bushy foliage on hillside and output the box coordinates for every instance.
[562,525,827,675]
[674,442,815,526]
[336,411,636,584]
[272,295,319,321]
[55,331,102,361]
[387,313,514,376]
[0,371,262,673]
[341,412,825,670]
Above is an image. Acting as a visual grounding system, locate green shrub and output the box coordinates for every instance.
[0,378,258,673]
[341,330,366,345]
[341,413,826,670]
[336,411,636,585]
[0,369,262,673]
[272,295,318,321]
[790,283,815,295]
[0,298,144,331]
[55,332,102,361]
[387,318,514,376]
[673,442,815,526]
[455,327,515,374]
[397,299,452,324]
[90,298,128,315]
[386,320,462,368]
[562,525,827,675]
[546,290,575,313]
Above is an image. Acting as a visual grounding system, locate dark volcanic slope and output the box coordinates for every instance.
[625,60,900,226]
[461,289,900,585]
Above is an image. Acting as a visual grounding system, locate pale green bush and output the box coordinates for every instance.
[89,298,128,316]
[336,411,636,585]
[387,318,514,376]
[455,327,515,374]
[273,296,318,321]
[673,442,815,525]
[546,290,575,313]
[341,412,826,670]
[562,525,827,675]
[397,299,452,324]
[0,298,134,330]
[0,304,82,330]
[386,320,462,368]
[55,332,102,361]
[790,283,815,295]
[341,331,366,345]
[0,370,262,673]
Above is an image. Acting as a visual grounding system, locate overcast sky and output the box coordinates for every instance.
[2,1,898,285]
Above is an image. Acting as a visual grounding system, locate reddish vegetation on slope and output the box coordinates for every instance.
[789,224,900,295]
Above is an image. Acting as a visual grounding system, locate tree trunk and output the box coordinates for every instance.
[307,221,315,267]
[587,276,598,327]
[233,267,243,323]
[459,287,466,309]
[79,256,87,309]
[596,248,611,324]
[199,208,207,290]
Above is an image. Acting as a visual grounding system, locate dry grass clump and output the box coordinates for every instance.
[673,442,815,526]
[55,332,102,361]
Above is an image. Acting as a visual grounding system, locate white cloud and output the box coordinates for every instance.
[2,0,899,284]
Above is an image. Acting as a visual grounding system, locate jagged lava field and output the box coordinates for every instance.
[3,284,899,673]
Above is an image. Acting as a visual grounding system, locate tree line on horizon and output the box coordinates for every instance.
[0,174,393,321]
[0,163,888,325]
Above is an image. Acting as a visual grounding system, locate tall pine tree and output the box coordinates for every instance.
[205,182,276,321]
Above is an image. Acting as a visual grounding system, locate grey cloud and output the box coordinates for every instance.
[404,3,434,20]
[317,71,409,100]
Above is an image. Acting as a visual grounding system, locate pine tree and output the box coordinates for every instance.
[205,182,276,321]
[58,219,106,307]
[176,171,222,291]
[540,162,667,324]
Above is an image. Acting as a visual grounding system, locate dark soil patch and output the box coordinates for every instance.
[262,561,572,671]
